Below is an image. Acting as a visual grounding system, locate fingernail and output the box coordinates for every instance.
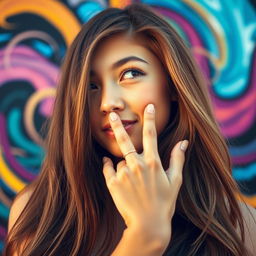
[103,157,108,164]
[180,140,189,152]
[146,104,155,114]
[110,112,118,121]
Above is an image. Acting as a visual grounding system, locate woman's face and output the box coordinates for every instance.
[89,33,172,158]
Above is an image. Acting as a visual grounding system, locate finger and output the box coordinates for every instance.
[102,157,116,184]
[116,160,138,189]
[166,140,189,193]
[142,104,159,159]
[109,112,138,164]
[116,164,131,182]
[116,159,127,171]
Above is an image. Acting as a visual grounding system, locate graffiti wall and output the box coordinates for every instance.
[0,0,255,253]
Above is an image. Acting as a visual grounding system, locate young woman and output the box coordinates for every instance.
[4,3,256,256]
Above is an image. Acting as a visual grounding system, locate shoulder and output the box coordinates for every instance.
[237,201,256,254]
[8,184,35,233]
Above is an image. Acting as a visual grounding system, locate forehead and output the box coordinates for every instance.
[91,33,157,72]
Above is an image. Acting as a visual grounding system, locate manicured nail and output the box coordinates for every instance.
[180,140,189,152]
[146,104,155,114]
[103,157,108,163]
[110,112,118,121]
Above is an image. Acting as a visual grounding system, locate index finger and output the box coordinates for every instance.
[109,112,138,163]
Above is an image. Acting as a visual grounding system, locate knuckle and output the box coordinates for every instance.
[117,160,126,170]
[103,166,111,176]
[144,127,156,137]
[118,168,130,182]
[107,176,118,188]
[118,132,128,144]
[147,157,160,169]
[145,113,155,120]
[131,160,144,173]
[171,150,184,159]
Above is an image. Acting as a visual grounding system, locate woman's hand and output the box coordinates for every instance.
[102,104,188,240]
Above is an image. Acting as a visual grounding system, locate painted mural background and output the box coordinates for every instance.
[0,0,255,253]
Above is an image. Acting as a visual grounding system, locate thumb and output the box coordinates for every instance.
[166,140,189,185]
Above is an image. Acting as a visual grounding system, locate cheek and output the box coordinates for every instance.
[132,89,170,134]
[89,106,100,131]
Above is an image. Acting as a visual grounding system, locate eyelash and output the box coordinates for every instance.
[89,68,145,90]
[120,68,145,81]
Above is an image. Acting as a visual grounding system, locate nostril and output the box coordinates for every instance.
[100,101,125,114]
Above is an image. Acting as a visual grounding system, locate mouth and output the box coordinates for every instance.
[103,120,137,136]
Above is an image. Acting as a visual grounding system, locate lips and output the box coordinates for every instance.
[103,121,137,138]
[102,120,137,131]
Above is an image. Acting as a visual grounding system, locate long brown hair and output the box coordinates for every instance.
[4,3,252,256]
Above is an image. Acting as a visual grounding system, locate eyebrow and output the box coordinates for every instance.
[90,56,148,76]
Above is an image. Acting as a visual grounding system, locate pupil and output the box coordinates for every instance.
[132,70,139,76]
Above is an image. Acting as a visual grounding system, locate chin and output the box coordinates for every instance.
[110,149,124,158]
[106,146,125,158]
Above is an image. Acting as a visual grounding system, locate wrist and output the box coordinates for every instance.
[125,223,171,251]
[129,217,171,239]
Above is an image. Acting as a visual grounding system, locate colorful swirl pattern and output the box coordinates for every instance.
[0,0,255,253]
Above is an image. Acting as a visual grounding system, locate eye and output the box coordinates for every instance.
[121,68,145,80]
[89,83,98,90]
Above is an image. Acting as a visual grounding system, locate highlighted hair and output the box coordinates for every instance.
[4,3,252,256]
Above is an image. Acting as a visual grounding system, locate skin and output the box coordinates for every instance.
[89,33,189,254]
[103,107,189,255]
[89,33,175,158]
[5,33,256,256]
[7,33,189,256]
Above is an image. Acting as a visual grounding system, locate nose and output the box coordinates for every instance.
[100,83,125,114]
